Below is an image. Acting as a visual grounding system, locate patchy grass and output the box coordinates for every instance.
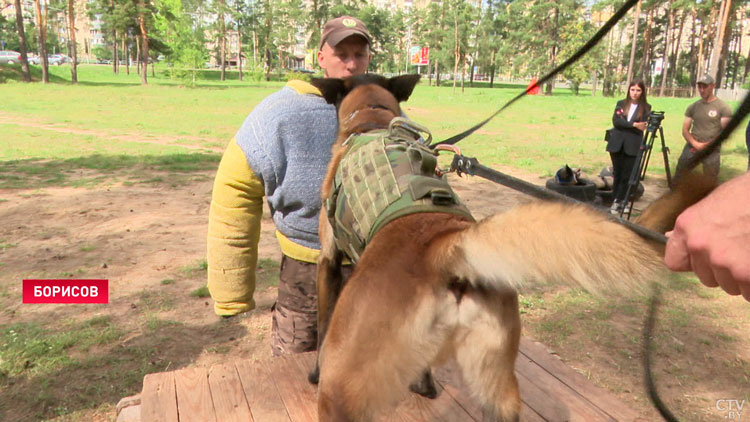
[0,316,121,378]
[256,258,281,288]
[189,286,210,298]
[180,259,208,278]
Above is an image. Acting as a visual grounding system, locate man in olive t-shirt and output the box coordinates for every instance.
[675,74,732,181]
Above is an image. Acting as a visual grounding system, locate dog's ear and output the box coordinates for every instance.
[310,78,348,106]
[387,74,421,102]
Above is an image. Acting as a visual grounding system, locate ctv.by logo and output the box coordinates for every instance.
[716,399,746,420]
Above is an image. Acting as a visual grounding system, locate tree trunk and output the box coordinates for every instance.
[138,3,149,85]
[709,0,732,83]
[113,30,118,74]
[743,42,750,85]
[238,24,243,81]
[252,31,257,68]
[602,27,613,96]
[699,8,716,78]
[461,57,466,94]
[34,0,49,83]
[489,49,496,88]
[427,59,432,86]
[469,54,475,87]
[68,0,78,83]
[625,0,642,89]
[545,6,559,95]
[452,12,459,94]
[110,0,117,74]
[136,35,141,74]
[220,0,226,81]
[715,2,734,88]
[123,38,129,74]
[731,20,740,89]
[436,59,441,87]
[639,8,654,86]
[592,70,597,96]
[615,17,627,95]
[659,4,674,97]
[670,9,686,89]
[13,0,31,82]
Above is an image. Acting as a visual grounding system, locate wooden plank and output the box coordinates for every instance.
[516,368,570,422]
[174,367,217,422]
[236,358,291,422]
[519,338,640,421]
[270,354,474,421]
[381,375,476,421]
[141,372,178,422]
[208,363,253,422]
[269,352,319,421]
[434,363,546,422]
[515,353,617,421]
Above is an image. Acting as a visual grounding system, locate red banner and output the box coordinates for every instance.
[23,279,109,304]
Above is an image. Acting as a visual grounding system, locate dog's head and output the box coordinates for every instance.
[311,74,420,136]
[554,164,581,185]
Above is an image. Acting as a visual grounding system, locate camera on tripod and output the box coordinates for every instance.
[619,110,671,219]
[647,111,665,132]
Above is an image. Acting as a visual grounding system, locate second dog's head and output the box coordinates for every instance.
[311,74,420,137]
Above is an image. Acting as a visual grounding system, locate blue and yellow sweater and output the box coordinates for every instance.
[207,80,337,316]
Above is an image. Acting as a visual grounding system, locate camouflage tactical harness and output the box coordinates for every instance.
[325,117,474,262]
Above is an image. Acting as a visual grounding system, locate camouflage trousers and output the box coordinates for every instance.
[674,142,721,182]
[271,255,353,356]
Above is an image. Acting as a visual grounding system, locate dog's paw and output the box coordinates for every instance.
[308,365,320,385]
[409,369,439,399]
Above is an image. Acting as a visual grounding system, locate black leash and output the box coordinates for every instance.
[643,285,681,422]
[431,0,640,149]
[449,154,668,244]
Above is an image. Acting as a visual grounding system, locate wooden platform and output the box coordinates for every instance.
[120,338,641,421]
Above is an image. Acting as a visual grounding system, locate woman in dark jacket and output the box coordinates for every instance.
[605,79,651,213]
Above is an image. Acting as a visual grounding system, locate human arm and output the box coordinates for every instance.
[612,101,647,132]
[207,138,264,316]
[612,101,634,130]
[681,116,705,151]
[664,172,750,302]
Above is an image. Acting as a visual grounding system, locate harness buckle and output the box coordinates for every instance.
[388,117,433,145]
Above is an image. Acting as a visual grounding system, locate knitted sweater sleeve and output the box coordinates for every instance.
[207,137,264,316]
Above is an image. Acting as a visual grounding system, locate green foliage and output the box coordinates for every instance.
[285,70,312,82]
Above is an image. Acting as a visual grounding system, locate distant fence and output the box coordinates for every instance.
[716,88,750,102]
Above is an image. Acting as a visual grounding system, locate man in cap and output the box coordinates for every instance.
[207,16,372,355]
[675,74,732,181]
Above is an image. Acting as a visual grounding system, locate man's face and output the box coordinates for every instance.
[697,83,714,100]
[317,36,371,79]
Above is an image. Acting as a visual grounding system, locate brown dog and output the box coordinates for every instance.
[308,74,701,422]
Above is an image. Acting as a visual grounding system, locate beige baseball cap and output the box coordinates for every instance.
[696,74,715,85]
[319,16,372,50]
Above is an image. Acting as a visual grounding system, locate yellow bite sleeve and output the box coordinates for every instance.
[207,138,264,316]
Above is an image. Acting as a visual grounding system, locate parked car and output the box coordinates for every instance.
[0,50,21,65]
[48,54,72,65]
[28,55,41,65]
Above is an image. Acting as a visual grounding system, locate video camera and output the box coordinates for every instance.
[647,111,665,132]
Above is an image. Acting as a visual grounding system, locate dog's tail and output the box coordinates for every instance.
[431,201,664,296]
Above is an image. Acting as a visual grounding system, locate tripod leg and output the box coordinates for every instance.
[659,127,673,189]
[621,135,647,219]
